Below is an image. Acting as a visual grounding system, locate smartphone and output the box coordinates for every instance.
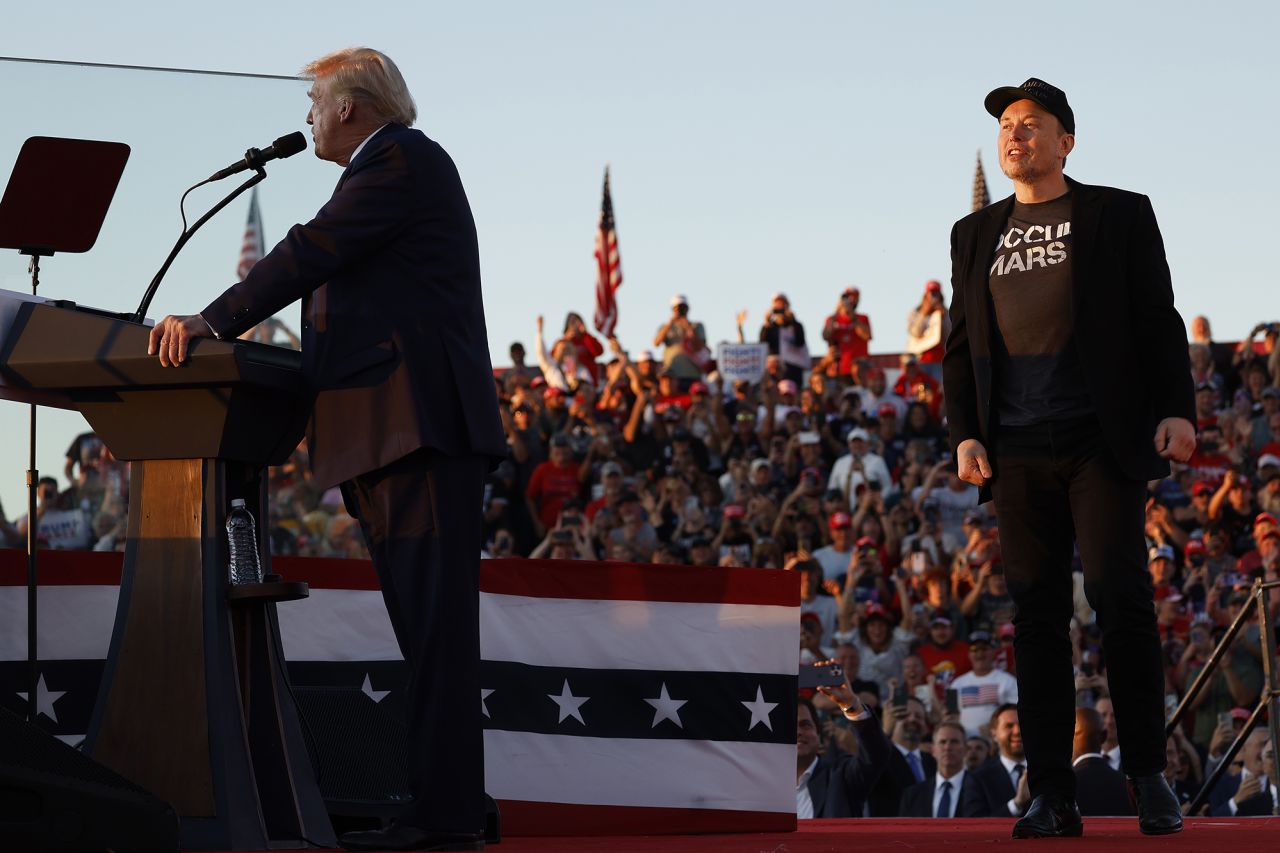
[945,688,960,715]
[891,684,909,707]
[1217,711,1235,729]
[798,662,845,689]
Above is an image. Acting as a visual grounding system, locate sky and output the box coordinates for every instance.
[0,1,1277,514]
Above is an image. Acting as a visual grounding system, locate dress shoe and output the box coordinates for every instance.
[1012,794,1084,839]
[340,822,485,851]
[1129,773,1183,835]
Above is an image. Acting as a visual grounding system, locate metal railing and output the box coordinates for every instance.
[1166,578,1280,816]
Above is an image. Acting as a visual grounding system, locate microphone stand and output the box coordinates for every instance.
[23,249,47,725]
[133,167,266,324]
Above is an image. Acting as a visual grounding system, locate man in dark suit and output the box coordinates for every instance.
[900,721,971,818]
[798,683,892,818]
[150,47,505,852]
[1072,707,1133,816]
[1209,728,1277,816]
[959,704,1029,819]
[869,695,936,816]
[943,77,1194,838]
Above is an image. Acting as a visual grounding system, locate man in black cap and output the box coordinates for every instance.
[944,77,1195,838]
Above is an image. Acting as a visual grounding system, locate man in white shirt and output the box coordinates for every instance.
[828,429,894,506]
[813,512,856,583]
[960,704,1032,818]
[950,632,1018,737]
[900,721,970,817]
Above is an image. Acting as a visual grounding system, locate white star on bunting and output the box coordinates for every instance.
[17,674,66,723]
[548,679,589,724]
[361,674,390,704]
[643,682,688,729]
[481,688,495,718]
[741,685,778,732]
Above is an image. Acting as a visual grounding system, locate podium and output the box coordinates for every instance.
[0,296,334,850]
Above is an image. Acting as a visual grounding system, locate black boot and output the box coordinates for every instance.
[1012,794,1084,839]
[1129,774,1183,835]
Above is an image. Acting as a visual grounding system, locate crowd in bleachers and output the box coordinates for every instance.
[6,291,1278,817]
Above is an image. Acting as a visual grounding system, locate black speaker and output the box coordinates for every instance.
[292,686,500,842]
[0,707,180,852]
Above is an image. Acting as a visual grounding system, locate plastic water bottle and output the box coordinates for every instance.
[227,498,263,585]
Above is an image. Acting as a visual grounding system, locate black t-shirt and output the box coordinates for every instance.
[988,192,1093,426]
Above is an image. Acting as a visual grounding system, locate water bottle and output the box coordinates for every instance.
[227,498,263,585]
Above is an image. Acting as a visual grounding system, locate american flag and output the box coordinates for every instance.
[592,167,622,337]
[972,149,991,212]
[236,187,264,280]
[959,683,1002,707]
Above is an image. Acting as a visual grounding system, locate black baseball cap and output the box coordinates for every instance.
[985,77,1075,134]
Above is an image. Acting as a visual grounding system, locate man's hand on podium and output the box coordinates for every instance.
[148,314,214,367]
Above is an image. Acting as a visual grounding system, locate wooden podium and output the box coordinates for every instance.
[0,297,335,850]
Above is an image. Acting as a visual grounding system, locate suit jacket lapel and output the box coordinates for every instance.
[968,195,1014,358]
[808,758,829,817]
[1067,176,1102,322]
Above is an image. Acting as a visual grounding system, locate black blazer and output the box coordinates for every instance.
[805,717,892,818]
[1073,756,1134,816]
[868,745,937,816]
[1210,772,1277,816]
[203,123,506,487]
[943,178,1194,491]
[958,757,1020,817]
[899,771,972,818]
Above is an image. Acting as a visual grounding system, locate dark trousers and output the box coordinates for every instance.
[990,416,1165,801]
[341,449,489,832]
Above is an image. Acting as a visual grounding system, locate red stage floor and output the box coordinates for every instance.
[492,818,1279,852]
[209,816,1280,852]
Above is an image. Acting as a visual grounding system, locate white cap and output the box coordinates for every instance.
[670,294,688,307]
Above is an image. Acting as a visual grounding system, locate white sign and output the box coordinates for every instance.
[715,343,769,385]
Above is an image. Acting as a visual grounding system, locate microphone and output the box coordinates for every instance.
[207,131,307,182]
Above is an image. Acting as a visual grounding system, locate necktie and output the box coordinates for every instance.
[936,780,953,818]
[907,751,924,783]
[1013,763,1026,790]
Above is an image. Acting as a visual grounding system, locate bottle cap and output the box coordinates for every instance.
[231,498,246,508]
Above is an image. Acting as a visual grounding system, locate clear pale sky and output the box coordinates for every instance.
[0,2,1276,514]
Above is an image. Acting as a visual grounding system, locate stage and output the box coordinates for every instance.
[189,817,1280,852]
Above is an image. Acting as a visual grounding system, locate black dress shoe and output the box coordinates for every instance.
[1129,774,1183,835]
[1012,794,1084,839]
[340,823,485,851]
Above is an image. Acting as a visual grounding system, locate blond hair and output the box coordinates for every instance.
[302,47,417,127]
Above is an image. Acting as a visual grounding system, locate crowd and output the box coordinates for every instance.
[5,290,1278,819]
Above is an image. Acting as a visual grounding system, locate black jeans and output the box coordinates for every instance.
[991,416,1165,800]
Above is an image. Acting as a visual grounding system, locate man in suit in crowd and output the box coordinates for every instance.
[149,47,505,852]
[797,681,892,818]
[960,703,1030,818]
[1072,707,1133,816]
[1210,728,1278,816]
[901,721,971,818]
[869,695,936,815]
[944,77,1194,838]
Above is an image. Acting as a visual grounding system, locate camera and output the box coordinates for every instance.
[676,303,689,317]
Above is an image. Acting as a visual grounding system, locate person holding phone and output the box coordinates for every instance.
[796,665,891,818]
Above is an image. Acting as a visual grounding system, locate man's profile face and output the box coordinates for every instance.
[306,77,345,163]
[998,99,1073,184]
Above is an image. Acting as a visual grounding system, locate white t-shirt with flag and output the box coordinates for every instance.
[951,668,1019,737]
